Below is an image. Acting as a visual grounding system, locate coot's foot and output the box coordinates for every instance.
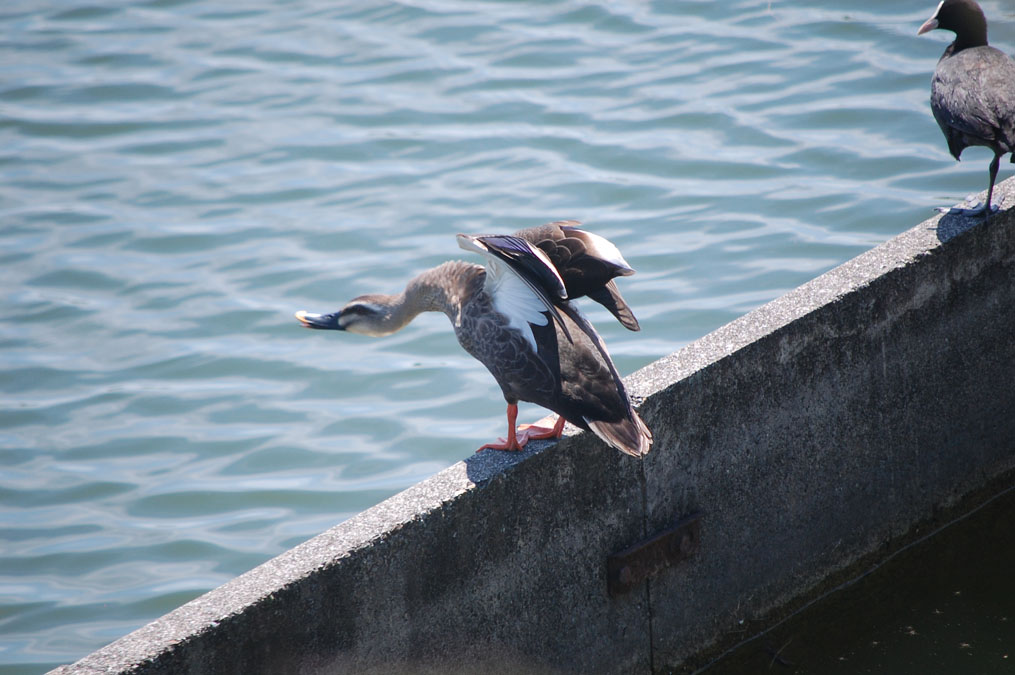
[935,196,998,217]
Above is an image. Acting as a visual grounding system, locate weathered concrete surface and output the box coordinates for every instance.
[630,179,1015,670]
[52,179,1015,675]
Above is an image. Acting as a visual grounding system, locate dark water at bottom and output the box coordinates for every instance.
[697,484,1015,674]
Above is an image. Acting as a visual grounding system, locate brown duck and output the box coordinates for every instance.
[295,221,651,457]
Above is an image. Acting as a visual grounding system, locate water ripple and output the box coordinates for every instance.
[2,0,1013,669]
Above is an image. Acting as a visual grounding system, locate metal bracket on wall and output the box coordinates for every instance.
[607,513,701,596]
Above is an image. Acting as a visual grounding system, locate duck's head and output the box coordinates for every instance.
[295,294,402,337]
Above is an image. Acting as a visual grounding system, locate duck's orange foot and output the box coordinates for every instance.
[476,437,523,453]
[475,413,566,453]
[517,419,565,441]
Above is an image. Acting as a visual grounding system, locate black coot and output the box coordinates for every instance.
[919,0,1015,216]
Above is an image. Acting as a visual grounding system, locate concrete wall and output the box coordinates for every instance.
[53,179,1015,675]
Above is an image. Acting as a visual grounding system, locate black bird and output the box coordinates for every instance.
[919,0,1015,216]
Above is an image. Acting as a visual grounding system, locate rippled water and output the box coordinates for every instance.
[1,0,1012,671]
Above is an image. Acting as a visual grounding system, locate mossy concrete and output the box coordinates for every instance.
[52,179,1015,674]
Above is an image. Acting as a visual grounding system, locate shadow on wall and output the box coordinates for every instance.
[463,439,540,485]
[934,209,996,242]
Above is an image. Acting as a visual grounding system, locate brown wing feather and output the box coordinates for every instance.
[515,221,642,331]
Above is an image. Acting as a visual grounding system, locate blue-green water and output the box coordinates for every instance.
[1,1,1011,672]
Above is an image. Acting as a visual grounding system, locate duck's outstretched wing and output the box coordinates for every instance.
[584,280,640,332]
[457,233,572,345]
[516,220,641,331]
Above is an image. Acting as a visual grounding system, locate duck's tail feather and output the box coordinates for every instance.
[587,411,652,458]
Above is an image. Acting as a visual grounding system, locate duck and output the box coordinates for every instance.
[919,0,1015,216]
[295,222,652,457]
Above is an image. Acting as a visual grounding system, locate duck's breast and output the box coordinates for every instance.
[454,289,558,406]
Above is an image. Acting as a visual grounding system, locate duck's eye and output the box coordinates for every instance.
[338,301,385,329]
[341,303,376,318]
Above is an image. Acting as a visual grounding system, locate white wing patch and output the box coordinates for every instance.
[484,257,548,353]
[457,232,556,353]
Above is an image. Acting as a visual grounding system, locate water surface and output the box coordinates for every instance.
[1,0,1012,671]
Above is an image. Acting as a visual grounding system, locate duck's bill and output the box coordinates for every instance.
[294,310,343,330]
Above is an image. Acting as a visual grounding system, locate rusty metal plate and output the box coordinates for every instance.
[607,513,701,596]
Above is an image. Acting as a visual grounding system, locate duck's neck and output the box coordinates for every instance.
[395,261,481,328]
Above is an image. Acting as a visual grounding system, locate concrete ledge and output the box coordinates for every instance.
[53,179,1015,674]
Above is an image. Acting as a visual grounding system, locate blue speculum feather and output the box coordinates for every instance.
[477,235,567,299]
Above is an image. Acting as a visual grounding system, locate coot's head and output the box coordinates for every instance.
[918,0,988,48]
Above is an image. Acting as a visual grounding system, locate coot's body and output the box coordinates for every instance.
[919,0,1015,215]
